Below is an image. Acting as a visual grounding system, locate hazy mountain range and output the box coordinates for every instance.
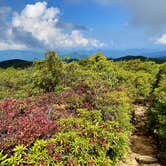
[0,49,166,61]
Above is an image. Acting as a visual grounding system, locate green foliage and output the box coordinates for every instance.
[33,51,64,92]
[0,151,8,166]
[148,63,166,164]
[0,145,27,166]
[115,60,160,98]
[0,51,164,165]
[1,109,129,165]
[0,67,33,98]
[149,63,166,138]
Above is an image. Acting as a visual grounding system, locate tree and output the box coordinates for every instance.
[33,51,63,92]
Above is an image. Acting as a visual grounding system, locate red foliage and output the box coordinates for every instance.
[75,82,88,94]
[0,95,58,149]
[116,127,122,132]
[0,83,109,150]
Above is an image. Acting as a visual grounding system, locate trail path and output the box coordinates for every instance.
[123,104,162,166]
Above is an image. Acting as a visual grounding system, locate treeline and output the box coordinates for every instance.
[0,54,165,69]
[0,51,165,165]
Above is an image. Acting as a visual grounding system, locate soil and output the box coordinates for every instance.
[124,104,162,166]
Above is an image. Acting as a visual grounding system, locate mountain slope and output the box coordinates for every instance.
[114,55,166,63]
[0,59,32,68]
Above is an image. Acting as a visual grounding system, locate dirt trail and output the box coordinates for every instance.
[125,104,162,166]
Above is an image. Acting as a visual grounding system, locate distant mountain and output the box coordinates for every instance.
[0,50,45,61]
[114,55,166,63]
[0,59,32,68]
[144,50,166,58]
[53,49,166,59]
[0,49,166,61]
[0,55,165,69]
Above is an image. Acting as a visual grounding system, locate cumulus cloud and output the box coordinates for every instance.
[0,41,26,50]
[12,28,46,49]
[0,6,11,38]
[0,1,104,50]
[157,34,166,45]
[67,0,166,32]
[71,30,104,47]
[121,0,166,44]
[0,6,26,50]
[65,0,166,45]
[56,21,89,31]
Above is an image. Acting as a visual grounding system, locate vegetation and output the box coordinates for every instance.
[0,59,32,69]
[148,62,166,164]
[0,51,165,165]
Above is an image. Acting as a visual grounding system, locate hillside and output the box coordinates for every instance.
[1,49,166,61]
[114,55,166,63]
[0,52,165,165]
[0,55,165,69]
[0,59,33,68]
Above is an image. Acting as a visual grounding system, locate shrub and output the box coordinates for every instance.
[148,63,166,164]
[33,51,64,92]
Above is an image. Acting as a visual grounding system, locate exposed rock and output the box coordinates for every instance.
[142,164,161,166]
[135,155,158,164]
[127,104,162,166]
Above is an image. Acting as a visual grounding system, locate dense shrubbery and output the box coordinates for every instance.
[0,83,131,165]
[0,68,33,98]
[0,52,159,100]
[148,63,166,164]
[0,51,164,165]
[0,95,58,149]
[116,60,159,99]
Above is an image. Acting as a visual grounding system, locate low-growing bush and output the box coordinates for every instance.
[148,63,166,164]
[0,81,132,165]
[1,52,163,165]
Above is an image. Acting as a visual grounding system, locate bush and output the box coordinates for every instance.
[0,109,130,165]
[0,68,33,98]
[148,63,166,164]
[33,51,64,92]
[1,52,163,165]
[0,82,131,165]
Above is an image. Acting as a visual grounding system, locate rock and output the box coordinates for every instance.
[135,155,158,164]
[142,164,161,166]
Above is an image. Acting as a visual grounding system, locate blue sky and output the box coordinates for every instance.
[0,0,166,51]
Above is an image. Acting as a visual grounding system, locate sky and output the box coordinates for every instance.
[0,0,166,51]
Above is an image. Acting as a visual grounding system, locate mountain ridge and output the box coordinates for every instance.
[0,55,165,69]
[0,49,166,61]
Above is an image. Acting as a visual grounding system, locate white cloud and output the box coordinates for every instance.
[22,2,47,18]
[71,30,89,46]
[0,1,103,50]
[157,34,166,45]
[71,30,105,47]
[65,0,166,34]
[69,0,166,47]
[0,41,26,50]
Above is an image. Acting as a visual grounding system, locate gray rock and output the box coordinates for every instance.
[135,155,158,164]
[142,164,161,166]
